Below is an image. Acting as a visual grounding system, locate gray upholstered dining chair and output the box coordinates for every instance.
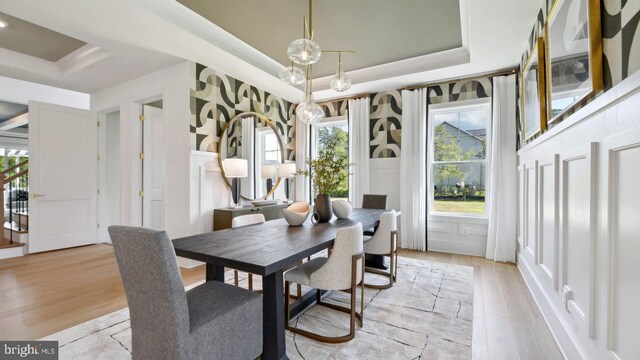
[363,210,399,289]
[362,194,387,236]
[231,213,265,290]
[284,223,365,343]
[109,226,263,360]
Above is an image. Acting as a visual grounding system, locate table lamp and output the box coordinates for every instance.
[223,158,248,208]
[279,162,297,203]
[261,164,278,198]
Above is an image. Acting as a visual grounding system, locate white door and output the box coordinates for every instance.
[28,101,97,253]
[142,105,165,230]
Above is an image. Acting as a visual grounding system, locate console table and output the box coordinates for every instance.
[213,203,289,230]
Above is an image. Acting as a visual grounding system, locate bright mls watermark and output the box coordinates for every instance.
[1,341,58,359]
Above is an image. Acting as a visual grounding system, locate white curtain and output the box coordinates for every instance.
[240,117,255,199]
[295,116,310,202]
[486,74,517,262]
[348,97,370,208]
[400,89,427,251]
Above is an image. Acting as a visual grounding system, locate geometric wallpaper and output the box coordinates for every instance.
[319,76,493,159]
[518,0,640,146]
[370,90,402,158]
[190,62,296,160]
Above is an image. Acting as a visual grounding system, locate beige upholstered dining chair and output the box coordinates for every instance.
[231,214,265,290]
[363,210,398,289]
[284,223,365,343]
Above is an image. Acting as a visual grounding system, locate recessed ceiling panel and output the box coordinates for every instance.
[176,0,462,77]
[0,12,86,62]
[0,100,27,123]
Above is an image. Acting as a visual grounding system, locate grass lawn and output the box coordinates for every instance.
[434,200,485,214]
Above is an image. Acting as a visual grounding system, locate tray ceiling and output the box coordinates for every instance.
[0,12,86,62]
[176,0,463,78]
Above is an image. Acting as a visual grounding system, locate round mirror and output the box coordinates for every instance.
[218,112,285,201]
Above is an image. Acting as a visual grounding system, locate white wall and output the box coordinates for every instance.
[516,70,640,360]
[92,61,192,239]
[99,111,121,243]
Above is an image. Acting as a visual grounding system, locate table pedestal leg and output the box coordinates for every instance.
[262,269,288,360]
[205,264,225,282]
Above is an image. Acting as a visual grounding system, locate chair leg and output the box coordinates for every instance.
[360,257,365,326]
[349,283,356,339]
[363,255,394,289]
[234,270,239,286]
[248,274,253,291]
[297,284,302,298]
[284,281,290,327]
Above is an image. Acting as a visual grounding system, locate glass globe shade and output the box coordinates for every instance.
[296,97,324,125]
[287,38,321,65]
[279,66,305,86]
[330,71,352,92]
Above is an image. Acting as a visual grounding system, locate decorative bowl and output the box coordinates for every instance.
[282,202,311,226]
[251,199,280,206]
[332,200,352,219]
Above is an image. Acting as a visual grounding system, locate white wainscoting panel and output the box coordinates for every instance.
[538,155,558,289]
[525,161,538,263]
[605,129,640,360]
[560,143,596,338]
[516,70,640,359]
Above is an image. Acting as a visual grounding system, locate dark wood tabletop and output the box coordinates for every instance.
[173,208,384,276]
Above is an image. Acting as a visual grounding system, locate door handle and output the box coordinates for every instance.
[31,193,45,199]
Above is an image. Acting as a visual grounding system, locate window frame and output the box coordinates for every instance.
[309,115,349,201]
[429,98,491,219]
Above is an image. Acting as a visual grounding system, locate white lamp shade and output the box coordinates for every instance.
[279,163,297,178]
[223,158,248,178]
[261,164,278,179]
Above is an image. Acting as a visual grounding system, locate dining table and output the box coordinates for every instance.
[172,208,386,360]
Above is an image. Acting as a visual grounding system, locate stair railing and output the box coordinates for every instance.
[1,159,29,244]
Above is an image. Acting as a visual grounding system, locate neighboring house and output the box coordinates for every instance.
[437,122,486,188]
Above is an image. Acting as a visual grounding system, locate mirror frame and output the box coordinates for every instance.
[521,37,548,143]
[544,0,603,126]
[217,111,285,201]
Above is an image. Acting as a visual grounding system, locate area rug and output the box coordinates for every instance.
[43,257,473,359]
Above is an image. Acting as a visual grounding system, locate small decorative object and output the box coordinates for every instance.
[310,206,320,225]
[223,158,248,208]
[282,202,311,226]
[332,200,352,219]
[521,37,547,143]
[279,162,297,203]
[295,134,353,223]
[250,199,280,207]
[315,193,333,222]
[545,0,602,125]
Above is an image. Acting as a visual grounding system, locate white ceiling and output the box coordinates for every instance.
[176,0,463,78]
[0,0,541,102]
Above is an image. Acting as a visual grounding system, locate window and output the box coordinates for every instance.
[430,100,490,216]
[255,128,281,196]
[310,116,349,201]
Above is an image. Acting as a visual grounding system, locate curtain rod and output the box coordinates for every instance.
[317,67,519,103]
[403,67,519,91]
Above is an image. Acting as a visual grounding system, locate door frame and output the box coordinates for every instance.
[96,93,164,242]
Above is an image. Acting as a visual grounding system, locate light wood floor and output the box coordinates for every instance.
[0,245,562,359]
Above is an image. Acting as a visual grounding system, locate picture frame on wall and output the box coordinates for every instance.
[544,0,602,125]
[521,37,547,143]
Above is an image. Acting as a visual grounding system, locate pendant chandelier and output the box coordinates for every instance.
[283,0,355,125]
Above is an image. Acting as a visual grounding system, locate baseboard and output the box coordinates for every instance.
[0,245,25,260]
[517,252,587,360]
[427,238,486,257]
[178,256,204,269]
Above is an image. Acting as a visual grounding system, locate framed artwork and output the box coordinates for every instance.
[522,37,547,143]
[545,0,602,125]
